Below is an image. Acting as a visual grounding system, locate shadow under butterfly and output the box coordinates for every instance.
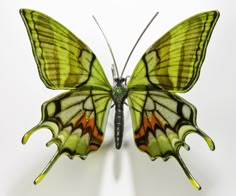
[20,8,220,190]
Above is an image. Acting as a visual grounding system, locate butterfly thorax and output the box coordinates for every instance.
[112,79,128,104]
[111,78,128,149]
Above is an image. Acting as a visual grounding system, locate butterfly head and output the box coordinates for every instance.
[114,78,127,87]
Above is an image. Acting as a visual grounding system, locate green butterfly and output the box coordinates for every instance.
[20,9,219,189]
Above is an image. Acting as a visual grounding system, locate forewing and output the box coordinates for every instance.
[20,9,111,90]
[22,87,112,184]
[128,11,219,92]
[128,89,214,189]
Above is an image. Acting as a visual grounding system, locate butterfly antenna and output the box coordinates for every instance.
[93,16,120,78]
[120,11,159,78]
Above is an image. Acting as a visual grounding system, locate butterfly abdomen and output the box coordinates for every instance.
[114,103,124,149]
[112,83,128,149]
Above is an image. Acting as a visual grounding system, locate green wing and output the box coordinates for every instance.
[127,10,219,189]
[23,88,112,184]
[128,88,214,190]
[20,9,111,90]
[20,9,113,184]
[128,11,220,92]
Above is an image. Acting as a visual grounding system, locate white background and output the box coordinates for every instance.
[0,0,235,195]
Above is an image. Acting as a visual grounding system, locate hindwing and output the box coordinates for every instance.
[128,88,214,189]
[23,87,112,184]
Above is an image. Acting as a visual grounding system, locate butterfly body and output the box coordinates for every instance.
[112,78,128,149]
[20,9,219,189]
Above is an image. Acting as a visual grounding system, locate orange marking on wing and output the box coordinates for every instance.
[75,113,87,128]
[75,113,104,143]
[92,126,104,141]
[86,117,95,130]
[135,112,164,140]
[134,117,147,139]
[138,144,148,151]
[85,117,104,142]
[151,112,165,129]
[88,145,99,152]
[143,117,150,130]
[135,114,155,139]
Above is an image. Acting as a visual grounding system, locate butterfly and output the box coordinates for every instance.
[20,9,220,189]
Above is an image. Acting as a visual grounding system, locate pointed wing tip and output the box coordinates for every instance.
[34,174,45,185]
[200,132,215,151]
[33,150,61,185]
[214,10,220,16]
[19,8,27,16]
[21,125,42,145]
[21,135,28,144]
[208,140,215,151]
[191,179,201,190]
[213,10,220,21]
[22,131,32,144]
[205,135,215,151]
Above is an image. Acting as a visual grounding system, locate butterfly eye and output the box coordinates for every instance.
[114,78,119,83]
[113,78,127,86]
[120,78,125,84]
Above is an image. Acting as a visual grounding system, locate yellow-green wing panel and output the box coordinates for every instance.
[22,87,112,184]
[128,11,219,92]
[128,90,147,131]
[128,89,214,189]
[20,9,111,90]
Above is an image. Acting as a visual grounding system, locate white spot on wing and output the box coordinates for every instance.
[84,97,93,110]
[145,97,155,110]
[182,104,191,119]
[47,102,56,117]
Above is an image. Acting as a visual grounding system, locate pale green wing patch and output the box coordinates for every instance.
[22,87,112,184]
[128,89,214,189]
[20,9,111,90]
[128,11,220,92]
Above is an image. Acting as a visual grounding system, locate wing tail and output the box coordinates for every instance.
[34,150,61,185]
[175,153,201,190]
